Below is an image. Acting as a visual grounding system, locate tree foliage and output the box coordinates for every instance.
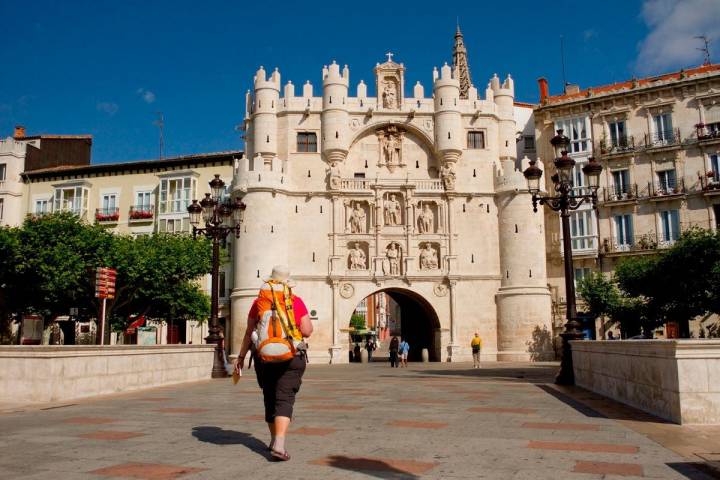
[0,213,212,330]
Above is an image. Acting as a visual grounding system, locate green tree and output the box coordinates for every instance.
[349,313,366,331]
[577,271,620,320]
[0,226,21,342]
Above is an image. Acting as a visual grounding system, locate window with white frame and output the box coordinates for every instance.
[614,214,634,247]
[555,117,590,153]
[574,267,593,290]
[158,217,189,233]
[54,186,89,217]
[34,199,50,215]
[136,191,152,210]
[660,210,680,243]
[572,160,590,195]
[159,177,195,214]
[611,169,631,197]
[608,120,627,147]
[100,194,118,215]
[569,210,596,251]
[656,169,677,194]
[652,113,674,143]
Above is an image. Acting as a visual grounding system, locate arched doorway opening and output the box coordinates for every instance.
[348,288,441,362]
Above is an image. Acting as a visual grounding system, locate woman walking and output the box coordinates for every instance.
[235,266,313,462]
[389,336,400,367]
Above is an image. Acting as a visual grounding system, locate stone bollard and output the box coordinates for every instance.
[421,348,429,362]
[360,349,369,363]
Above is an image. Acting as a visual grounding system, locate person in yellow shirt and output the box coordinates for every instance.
[470,333,482,369]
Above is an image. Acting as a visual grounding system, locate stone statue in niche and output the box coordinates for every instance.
[348,202,367,233]
[382,80,397,109]
[384,194,402,226]
[349,242,367,270]
[381,133,401,167]
[420,243,439,270]
[440,163,456,190]
[328,161,342,190]
[417,203,434,234]
[383,242,401,276]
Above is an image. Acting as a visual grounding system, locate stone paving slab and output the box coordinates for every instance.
[0,362,718,479]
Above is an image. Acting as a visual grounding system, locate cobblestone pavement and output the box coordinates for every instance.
[1,362,718,479]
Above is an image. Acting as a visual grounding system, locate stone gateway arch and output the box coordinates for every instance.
[230,56,552,363]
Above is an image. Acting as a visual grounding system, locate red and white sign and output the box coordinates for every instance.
[95,267,117,300]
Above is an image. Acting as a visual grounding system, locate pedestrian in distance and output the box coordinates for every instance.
[389,335,400,367]
[399,338,410,367]
[365,336,376,363]
[235,265,313,462]
[471,332,482,368]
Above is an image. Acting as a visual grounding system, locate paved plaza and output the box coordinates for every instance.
[1,362,719,479]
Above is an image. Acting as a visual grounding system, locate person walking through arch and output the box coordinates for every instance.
[389,335,400,367]
[471,332,482,368]
[399,338,410,367]
[235,265,313,462]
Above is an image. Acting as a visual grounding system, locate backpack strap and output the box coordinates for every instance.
[267,280,302,341]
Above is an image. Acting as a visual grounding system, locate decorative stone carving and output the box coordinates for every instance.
[328,161,342,190]
[383,194,402,226]
[440,163,456,190]
[376,125,404,172]
[348,242,367,270]
[348,202,367,233]
[417,202,435,234]
[419,243,439,270]
[339,282,355,299]
[383,242,402,276]
[382,79,398,109]
[433,283,449,297]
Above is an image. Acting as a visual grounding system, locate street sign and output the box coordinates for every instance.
[94,267,118,345]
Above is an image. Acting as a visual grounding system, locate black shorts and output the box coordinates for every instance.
[255,355,306,423]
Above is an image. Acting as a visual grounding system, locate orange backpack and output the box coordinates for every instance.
[253,281,303,363]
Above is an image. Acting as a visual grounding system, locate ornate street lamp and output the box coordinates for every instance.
[523,129,602,385]
[188,174,247,378]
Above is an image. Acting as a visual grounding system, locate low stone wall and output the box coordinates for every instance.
[0,345,215,405]
[572,340,720,424]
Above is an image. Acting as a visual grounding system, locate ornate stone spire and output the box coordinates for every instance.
[452,23,472,99]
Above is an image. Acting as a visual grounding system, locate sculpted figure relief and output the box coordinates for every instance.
[349,242,367,270]
[382,80,397,109]
[384,194,402,226]
[328,161,342,190]
[349,203,366,233]
[420,243,439,270]
[384,242,401,276]
[382,133,400,166]
[417,203,434,234]
[440,163,456,190]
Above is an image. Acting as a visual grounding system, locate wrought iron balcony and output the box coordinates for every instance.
[95,207,120,223]
[699,173,720,193]
[600,233,675,255]
[599,135,636,155]
[649,178,686,198]
[644,128,681,148]
[601,184,639,203]
[129,205,155,221]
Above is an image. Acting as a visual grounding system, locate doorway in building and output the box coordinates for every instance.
[348,288,442,362]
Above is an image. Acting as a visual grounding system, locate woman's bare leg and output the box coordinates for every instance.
[272,416,291,453]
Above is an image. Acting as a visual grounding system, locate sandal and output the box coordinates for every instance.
[270,449,290,462]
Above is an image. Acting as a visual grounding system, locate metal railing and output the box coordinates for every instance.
[649,178,686,197]
[129,205,155,220]
[699,174,720,192]
[95,207,120,222]
[644,128,681,148]
[600,233,675,254]
[602,184,639,202]
[599,135,636,155]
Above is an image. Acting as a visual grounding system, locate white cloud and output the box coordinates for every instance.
[136,88,156,104]
[96,102,119,116]
[636,0,720,74]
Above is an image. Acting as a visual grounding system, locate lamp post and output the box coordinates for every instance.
[523,130,602,385]
[187,174,246,378]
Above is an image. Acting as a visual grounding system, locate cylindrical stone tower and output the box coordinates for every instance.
[433,63,463,164]
[251,66,280,164]
[321,61,350,164]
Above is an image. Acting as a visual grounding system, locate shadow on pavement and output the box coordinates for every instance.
[666,462,720,479]
[192,426,267,456]
[317,455,421,480]
[383,365,557,384]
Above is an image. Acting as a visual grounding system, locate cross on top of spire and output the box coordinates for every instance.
[385,52,394,62]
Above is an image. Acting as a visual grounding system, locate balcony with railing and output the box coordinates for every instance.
[695,123,720,143]
[644,128,681,149]
[601,233,674,255]
[700,172,720,194]
[339,178,444,192]
[599,135,636,156]
[95,207,120,223]
[129,205,155,222]
[648,178,686,200]
[601,184,640,204]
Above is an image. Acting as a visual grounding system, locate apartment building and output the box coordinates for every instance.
[2,126,241,344]
[534,64,720,338]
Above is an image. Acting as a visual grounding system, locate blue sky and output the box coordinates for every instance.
[1,0,718,164]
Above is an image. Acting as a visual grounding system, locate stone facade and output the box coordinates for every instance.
[534,65,720,339]
[231,49,553,363]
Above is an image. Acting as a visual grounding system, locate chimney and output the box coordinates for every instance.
[564,84,580,95]
[14,125,26,139]
[538,78,549,103]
